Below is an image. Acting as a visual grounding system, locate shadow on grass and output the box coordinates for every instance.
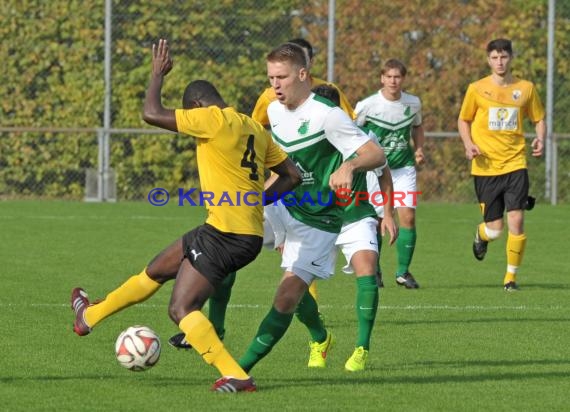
[518,283,570,290]
[256,366,570,391]
[3,358,569,392]
[257,367,570,390]
[0,374,207,386]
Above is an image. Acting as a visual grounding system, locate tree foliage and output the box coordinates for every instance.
[1,0,568,200]
[1,0,304,198]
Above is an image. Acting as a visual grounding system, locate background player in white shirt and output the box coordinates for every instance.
[355,59,425,289]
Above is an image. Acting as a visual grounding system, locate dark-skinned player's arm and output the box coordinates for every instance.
[263,159,302,205]
[142,39,177,132]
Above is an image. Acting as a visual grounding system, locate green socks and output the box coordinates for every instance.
[295,291,327,342]
[238,306,294,372]
[208,271,236,338]
[355,275,379,349]
[396,227,416,276]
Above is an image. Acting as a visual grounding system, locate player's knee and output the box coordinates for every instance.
[145,265,177,284]
[168,301,198,324]
[168,305,181,324]
[274,293,299,314]
[351,252,378,275]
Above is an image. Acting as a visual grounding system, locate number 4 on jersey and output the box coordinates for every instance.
[241,134,259,181]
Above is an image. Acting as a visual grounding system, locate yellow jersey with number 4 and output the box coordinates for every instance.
[459,75,545,176]
[175,106,288,236]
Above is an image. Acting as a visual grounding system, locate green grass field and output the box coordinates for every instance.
[1,200,568,411]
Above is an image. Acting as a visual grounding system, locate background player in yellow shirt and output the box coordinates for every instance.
[70,38,301,393]
[458,38,546,291]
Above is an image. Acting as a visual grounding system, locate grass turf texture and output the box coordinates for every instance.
[0,200,568,411]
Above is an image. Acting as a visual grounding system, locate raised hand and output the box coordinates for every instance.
[152,38,173,77]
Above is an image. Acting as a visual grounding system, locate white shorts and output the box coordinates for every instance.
[262,205,285,250]
[265,202,338,284]
[366,172,385,218]
[391,166,418,209]
[335,217,378,274]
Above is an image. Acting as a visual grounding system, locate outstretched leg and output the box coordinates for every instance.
[72,238,183,335]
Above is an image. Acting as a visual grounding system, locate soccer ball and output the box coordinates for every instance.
[115,325,161,371]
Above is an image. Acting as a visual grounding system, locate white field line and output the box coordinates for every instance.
[0,215,187,221]
[0,302,566,311]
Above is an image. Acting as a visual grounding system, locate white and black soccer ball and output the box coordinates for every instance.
[115,325,161,371]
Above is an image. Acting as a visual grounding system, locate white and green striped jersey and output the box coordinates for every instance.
[355,91,422,169]
[267,93,372,233]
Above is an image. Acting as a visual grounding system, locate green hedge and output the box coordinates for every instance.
[2,0,569,201]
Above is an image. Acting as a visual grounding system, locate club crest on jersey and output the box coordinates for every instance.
[297,119,310,135]
[512,90,522,101]
[496,108,509,121]
[295,162,315,185]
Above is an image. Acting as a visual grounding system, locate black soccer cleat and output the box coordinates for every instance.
[376,271,384,288]
[168,332,192,349]
[504,282,519,292]
[169,330,225,350]
[473,228,488,261]
[396,272,419,289]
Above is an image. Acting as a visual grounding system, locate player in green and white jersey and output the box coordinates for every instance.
[309,84,398,371]
[238,42,386,374]
[355,58,425,289]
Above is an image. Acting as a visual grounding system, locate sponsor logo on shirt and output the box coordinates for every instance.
[488,107,518,131]
[295,162,315,186]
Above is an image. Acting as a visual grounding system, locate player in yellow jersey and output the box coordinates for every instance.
[70,39,301,393]
[168,40,357,352]
[458,38,546,291]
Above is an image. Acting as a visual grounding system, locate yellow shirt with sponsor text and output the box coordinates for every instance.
[175,106,288,236]
[251,76,356,126]
[459,75,545,176]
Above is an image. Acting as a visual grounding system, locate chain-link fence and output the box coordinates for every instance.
[1,0,569,202]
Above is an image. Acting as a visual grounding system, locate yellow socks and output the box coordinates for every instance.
[504,232,527,284]
[179,311,248,379]
[308,281,318,301]
[85,269,161,327]
[478,223,490,241]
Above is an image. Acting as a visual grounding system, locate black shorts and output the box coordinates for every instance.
[474,169,529,222]
[182,224,263,288]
